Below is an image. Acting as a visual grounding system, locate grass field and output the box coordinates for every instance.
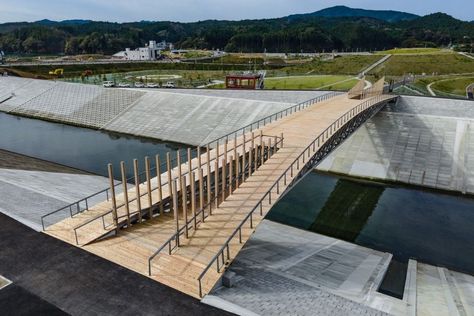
[280,55,382,75]
[372,54,474,76]
[431,77,474,96]
[376,48,451,55]
[264,75,356,90]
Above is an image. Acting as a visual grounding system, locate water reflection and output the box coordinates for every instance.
[309,180,384,242]
[267,171,474,275]
[0,112,189,179]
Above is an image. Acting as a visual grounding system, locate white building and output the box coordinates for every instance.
[114,41,162,61]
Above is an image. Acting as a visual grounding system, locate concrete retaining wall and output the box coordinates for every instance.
[317,96,474,194]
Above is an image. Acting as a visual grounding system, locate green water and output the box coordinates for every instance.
[267,171,474,276]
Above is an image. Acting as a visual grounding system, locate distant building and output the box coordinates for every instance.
[225,72,266,90]
[114,40,170,61]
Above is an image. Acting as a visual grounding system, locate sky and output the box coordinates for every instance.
[0,0,473,23]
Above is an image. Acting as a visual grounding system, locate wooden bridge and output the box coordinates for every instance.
[43,78,397,298]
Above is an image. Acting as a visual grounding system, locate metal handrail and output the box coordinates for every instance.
[202,91,341,149]
[147,136,284,274]
[41,92,339,230]
[197,94,397,297]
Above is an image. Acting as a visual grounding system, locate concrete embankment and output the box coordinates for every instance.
[0,77,328,146]
[317,95,474,195]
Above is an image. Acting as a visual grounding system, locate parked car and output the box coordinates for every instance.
[118,82,131,88]
[134,82,145,88]
[103,81,115,88]
[163,81,175,88]
[146,83,160,88]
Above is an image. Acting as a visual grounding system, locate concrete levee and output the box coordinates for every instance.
[0,77,330,146]
[317,96,474,194]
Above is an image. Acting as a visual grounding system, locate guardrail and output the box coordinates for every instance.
[147,135,284,276]
[41,91,340,231]
[203,91,340,149]
[197,94,397,297]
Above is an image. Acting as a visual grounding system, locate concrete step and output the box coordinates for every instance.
[444,269,474,316]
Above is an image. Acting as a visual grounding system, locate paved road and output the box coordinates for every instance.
[0,214,232,316]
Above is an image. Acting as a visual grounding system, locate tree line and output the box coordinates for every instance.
[0,13,473,55]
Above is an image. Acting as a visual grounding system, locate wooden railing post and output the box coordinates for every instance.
[190,171,196,229]
[229,155,234,194]
[214,160,219,208]
[145,156,153,219]
[249,132,254,176]
[155,155,163,215]
[166,153,173,215]
[181,176,188,238]
[108,163,118,228]
[242,133,247,181]
[221,158,226,201]
[206,145,211,206]
[120,161,131,227]
[172,179,179,247]
[133,159,142,223]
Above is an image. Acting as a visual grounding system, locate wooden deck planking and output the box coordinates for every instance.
[45,93,394,298]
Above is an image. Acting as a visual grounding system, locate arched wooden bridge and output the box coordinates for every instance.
[43,78,397,298]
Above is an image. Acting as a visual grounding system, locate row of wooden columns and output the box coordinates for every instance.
[106,131,283,235]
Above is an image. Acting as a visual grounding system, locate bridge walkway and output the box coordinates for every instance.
[59,93,395,298]
[44,132,279,245]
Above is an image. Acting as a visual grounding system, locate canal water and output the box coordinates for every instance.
[0,112,190,179]
[267,171,474,296]
[2,111,473,296]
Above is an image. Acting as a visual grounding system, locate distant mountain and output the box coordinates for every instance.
[290,5,419,22]
[35,19,92,25]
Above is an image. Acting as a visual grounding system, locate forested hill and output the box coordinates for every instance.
[0,6,473,55]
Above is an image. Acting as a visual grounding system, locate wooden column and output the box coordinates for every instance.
[155,155,163,215]
[177,151,182,203]
[249,132,255,176]
[229,155,234,194]
[214,160,219,208]
[187,148,192,174]
[197,147,204,210]
[199,167,204,210]
[190,171,196,229]
[280,132,284,148]
[259,131,264,168]
[181,176,188,238]
[274,136,278,152]
[166,153,173,215]
[172,179,179,246]
[108,163,118,227]
[206,145,211,206]
[215,140,220,166]
[221,158,226,201]
[235,136,240,188]
[267,138,272,160]
[145,157,153,219]
[133,159,142,223]
[120,161,131,227]
[242,133,247,181]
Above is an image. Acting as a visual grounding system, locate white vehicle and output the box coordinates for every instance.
[134,82,145,88]
[146,83,159,88]
[163,81,175,88]
[117,82,131,88]
[103,81,115,88]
